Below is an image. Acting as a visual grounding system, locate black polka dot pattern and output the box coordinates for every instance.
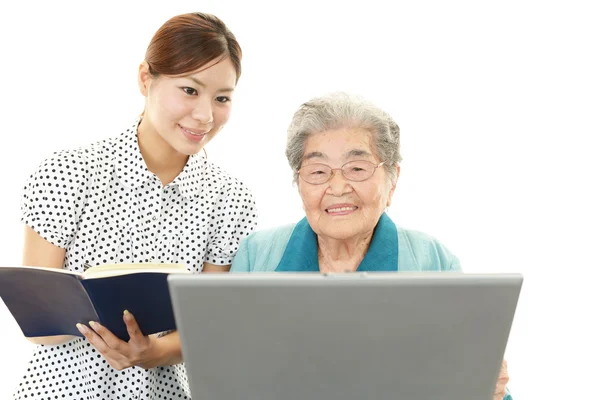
[13,119,258,399]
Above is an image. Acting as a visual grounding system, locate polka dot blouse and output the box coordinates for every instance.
[12,119,258,399]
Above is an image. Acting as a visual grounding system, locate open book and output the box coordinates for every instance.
[0,263,190,341]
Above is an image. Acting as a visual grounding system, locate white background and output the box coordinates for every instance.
[1,0,598,398]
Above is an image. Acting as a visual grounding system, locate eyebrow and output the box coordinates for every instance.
[302,149,372,161]
[345,149,372,158]
[303,151,327,161]
[185,76,235,93]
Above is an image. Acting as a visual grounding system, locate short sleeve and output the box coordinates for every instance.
[21,151,90,249]
[204,178,258,265]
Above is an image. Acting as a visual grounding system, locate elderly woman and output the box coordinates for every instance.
[230,92,512,400]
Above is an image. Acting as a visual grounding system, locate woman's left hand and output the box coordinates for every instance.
[494,359,510,400]
[76,310,162,370]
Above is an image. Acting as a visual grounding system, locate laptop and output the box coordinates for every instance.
[168,272,522,400]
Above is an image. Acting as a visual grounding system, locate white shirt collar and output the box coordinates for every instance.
[112,118,207,198]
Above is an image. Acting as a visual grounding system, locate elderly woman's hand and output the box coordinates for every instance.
[494,359,510,399]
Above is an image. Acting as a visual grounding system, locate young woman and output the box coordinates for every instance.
[13,12,257,399]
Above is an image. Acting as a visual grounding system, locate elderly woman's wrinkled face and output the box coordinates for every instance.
[298,127,397,241]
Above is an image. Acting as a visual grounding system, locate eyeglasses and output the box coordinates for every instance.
[297,160,385,185]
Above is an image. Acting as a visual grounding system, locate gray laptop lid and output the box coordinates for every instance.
[168,272,522,400]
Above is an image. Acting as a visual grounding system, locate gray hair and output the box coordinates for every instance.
[286,92,402,185]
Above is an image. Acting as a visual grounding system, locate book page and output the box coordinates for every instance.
[82,263,190,279]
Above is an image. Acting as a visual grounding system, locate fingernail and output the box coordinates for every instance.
[123,310,130,315]
[76,323,87,334]
[123,310,132,320]
[89,321,96,328]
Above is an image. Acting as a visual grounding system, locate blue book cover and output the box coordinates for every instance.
[0,264,189,341]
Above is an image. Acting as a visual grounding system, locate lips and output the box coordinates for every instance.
[178,124,209,136]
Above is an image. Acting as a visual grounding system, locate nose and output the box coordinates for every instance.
[327,169,352,196]
[192,97,214,125]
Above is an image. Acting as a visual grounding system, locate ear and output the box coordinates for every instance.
[138,61,152,97]
[386,163,401,207]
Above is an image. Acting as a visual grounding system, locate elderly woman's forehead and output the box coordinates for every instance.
[305,127,373,147]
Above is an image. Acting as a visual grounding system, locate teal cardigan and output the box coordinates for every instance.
[230,213,512,400]
[231,213,461,272]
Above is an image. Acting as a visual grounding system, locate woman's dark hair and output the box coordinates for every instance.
[145,12,242,82]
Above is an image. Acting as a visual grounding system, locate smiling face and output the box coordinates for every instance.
[298,127,398,241]
[137,57,237,156]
